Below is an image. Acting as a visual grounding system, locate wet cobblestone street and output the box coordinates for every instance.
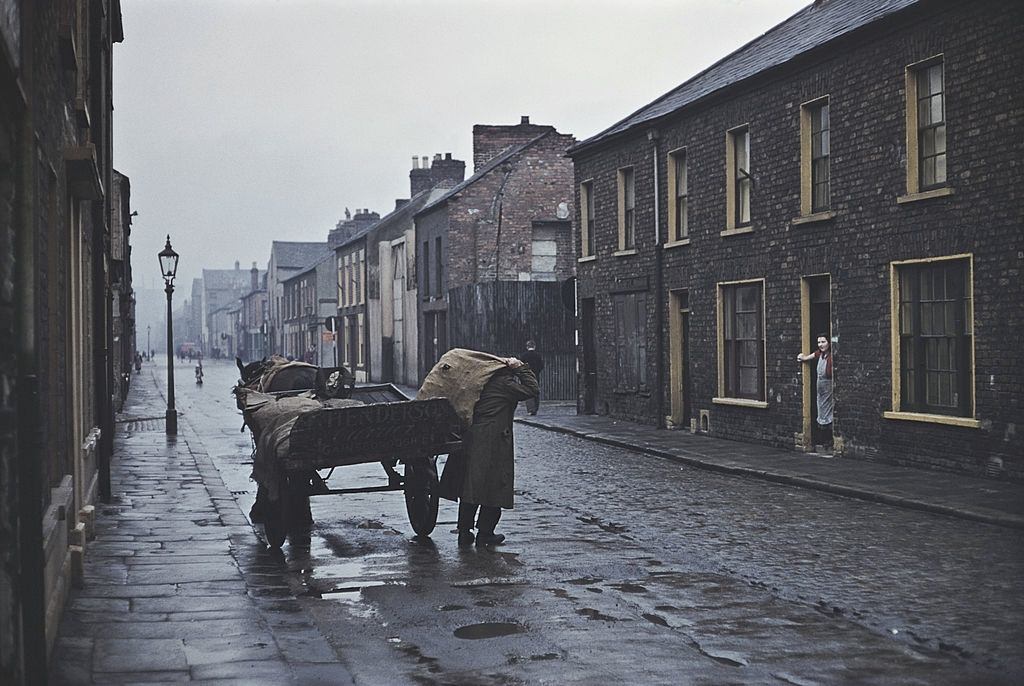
[54,360,1024,684]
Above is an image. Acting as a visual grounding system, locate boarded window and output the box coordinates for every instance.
[613,292,648,390]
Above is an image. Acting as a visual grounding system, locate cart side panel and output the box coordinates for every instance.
[284,398,461,470]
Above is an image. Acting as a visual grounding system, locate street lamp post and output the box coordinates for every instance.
[158,236,179,435]
[147,325,151,360]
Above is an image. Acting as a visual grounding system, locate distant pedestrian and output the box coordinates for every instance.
[797,334,834,450]
[519,340,544,416]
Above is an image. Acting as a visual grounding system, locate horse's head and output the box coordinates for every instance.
[237,357,270,388]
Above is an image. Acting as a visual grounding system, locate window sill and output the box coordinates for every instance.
[883,411,980,429]
[613,249,638,258]
[577,255,597,263]
[663,238,691,250]
[720,226,754,237]
[712,397,768,409]
[897,187,954,204]
[790,211,836,227]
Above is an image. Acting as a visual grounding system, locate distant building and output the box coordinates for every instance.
[110,170,135,408]
[238,263,268,362]
[266,241,331,355]
[187,278,204,352]
[333,209,381,380]
[568,0,1023,478]
[201,263,263,358]
[414,117,577,398]
[366,154,465,387]
[281,253,338,366]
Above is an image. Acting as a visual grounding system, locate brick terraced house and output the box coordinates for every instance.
[569,0,1023,478]
[365,154,465,387]
[414,118,578,398]
[1,0,127,680]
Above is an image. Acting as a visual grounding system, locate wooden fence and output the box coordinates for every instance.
[447,281,577,400]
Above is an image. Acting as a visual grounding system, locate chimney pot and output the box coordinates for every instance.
[445,152,452,160]
[422,155,429,168]
[521,115,530,125]
[433,153,442,162]
[235,260,240,270]
[412,156,419,169]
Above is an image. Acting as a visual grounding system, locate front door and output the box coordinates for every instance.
[669,290,691,429]
[392,243,405,383]
[800,275,832,450]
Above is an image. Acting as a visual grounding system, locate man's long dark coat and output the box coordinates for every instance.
[439,365,538,509]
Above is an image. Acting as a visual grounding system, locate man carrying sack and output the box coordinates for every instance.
[418,349,539,547]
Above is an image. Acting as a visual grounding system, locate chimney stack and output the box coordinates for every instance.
[250,262,259,291]
[472,116,554,172]
[429,152,466,190]
[410,153,433,196]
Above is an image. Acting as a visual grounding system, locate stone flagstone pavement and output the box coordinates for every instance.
[50,375,355,684]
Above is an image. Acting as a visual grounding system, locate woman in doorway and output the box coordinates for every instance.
[797,334,834,450]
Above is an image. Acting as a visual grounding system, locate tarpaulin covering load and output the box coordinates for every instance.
[415,348,507,430]
[235,387,363,500]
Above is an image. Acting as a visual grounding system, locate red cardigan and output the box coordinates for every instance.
[810,349,833,379]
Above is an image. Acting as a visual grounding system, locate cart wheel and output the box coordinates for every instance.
[263,476,290,548]
[404,457,439,537]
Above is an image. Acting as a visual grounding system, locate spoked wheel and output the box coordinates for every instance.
[263,474,291,549]
[404,457,439,537]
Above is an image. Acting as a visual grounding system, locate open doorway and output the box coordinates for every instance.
[800,274,832,451]
[669,289,691,429]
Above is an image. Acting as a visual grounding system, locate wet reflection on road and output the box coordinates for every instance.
[175,361,1022,685]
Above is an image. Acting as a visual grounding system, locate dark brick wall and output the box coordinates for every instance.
[0,61,21,683]
[472,118,557,171]
[573,0,1024,478]
[446,131,576,289]
[1,0,124,675]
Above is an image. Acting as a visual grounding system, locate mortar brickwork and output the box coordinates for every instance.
[415,125,577,380]
[572,0,1024,479]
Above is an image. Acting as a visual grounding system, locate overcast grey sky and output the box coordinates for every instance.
[115,0,807,300]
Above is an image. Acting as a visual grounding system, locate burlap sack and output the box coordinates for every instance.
[415,348,507,429]
[259,360,318,392]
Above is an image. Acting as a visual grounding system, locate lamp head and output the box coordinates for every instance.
[158,235,179,284]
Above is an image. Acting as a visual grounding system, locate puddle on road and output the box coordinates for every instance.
[609,583,648,594]
[563,576,603,585]
[453,622,527,640]
[577,608,618,622]
[642,613,670,627]
[319,581,405,619]
[450,576,525,588]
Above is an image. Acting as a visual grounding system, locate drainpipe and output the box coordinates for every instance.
[649,129,665,429]
[491,163,514,353]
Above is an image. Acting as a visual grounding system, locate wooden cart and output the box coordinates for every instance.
[253,383,461,548]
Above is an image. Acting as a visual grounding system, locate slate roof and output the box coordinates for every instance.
[201,268,262,292]
[416,132,553,216]
[271,241,330,269]
[284,251,335,283]
[570,0,920,155]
